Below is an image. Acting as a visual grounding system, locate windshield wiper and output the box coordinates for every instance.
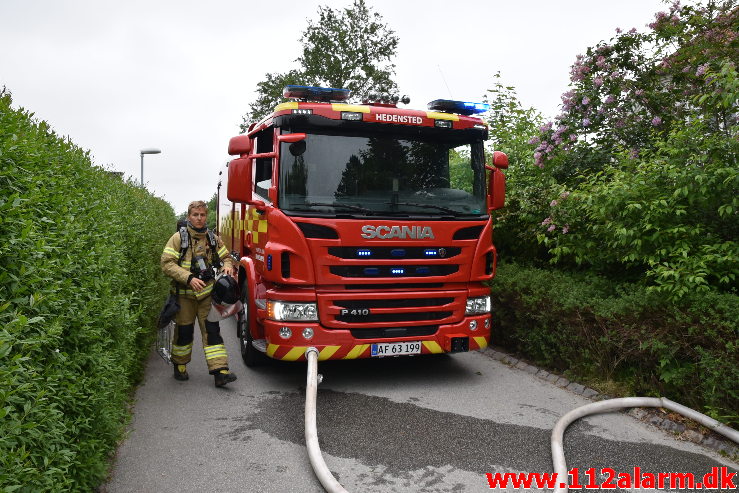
[304,201,373,213]
[384,201,461,215]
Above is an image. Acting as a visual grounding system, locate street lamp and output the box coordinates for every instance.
[140,148,161,186]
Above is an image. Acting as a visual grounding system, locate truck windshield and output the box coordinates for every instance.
[279,130,487,218]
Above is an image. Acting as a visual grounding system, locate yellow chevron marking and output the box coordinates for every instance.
[274,102,299,112]
[422,341,444,354]
[331,103,370,113]
[319,346,341,361]
[474,336,488,349]
[283,347,306,361]
[426,111,459,121]
[343,344,369,360]
[267,344,279,358]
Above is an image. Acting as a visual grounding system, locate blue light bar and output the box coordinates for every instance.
[427,99,490,116]
[357,249,372,257]
[283,85,351,102]
[267,254,273,271]
[391,268,405,275]
[391,249,406,257]
[363,267,380,276]
[424,249,439,257]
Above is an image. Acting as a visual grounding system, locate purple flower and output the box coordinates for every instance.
[629,28,637,34]
[562,225,569,234]
[528,136,541,145]
[596,56,607,68]
[635,89,645,96]
[560,191,570,198]
[582,96,590,105]
[582,118,591,127]
[570,134,578,142]
[550,200,558,207]
[629,148,640,159]
[605,95,616,104]
[696,63,709,76]
[594,77,604,87]
[540,122,553,132]
[651,116,662,126]
[616,27,623,34]
[541,217,552,226]
[547,224,556,232]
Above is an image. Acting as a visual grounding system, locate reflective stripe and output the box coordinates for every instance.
[205,352,228,360]
[172,344,193,356]
[422,341,444,354]
[163,247,181,258]
[181,261,192,268]
[204,345,227,360]
[217,246,228,258]
[473,336,488,349]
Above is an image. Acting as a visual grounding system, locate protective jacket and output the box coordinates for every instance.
[161,226,236,300]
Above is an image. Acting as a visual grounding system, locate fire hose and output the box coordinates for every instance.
[304,348,739,493]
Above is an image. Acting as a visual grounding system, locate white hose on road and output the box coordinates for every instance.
[303,351,738,493]
[305,347,348,493]
[551,397,739,493]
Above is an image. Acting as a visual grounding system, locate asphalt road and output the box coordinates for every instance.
[104,317,736,492]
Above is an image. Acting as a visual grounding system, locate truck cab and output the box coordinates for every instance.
[217,85,507,365]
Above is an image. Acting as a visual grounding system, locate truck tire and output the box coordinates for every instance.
[237,283,268,367]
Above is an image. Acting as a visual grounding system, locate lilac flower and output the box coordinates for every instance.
[550,200,558,207]
[528,136,541,145]
[570,134,578,142]
[651,116,662,126]
[547,224,556,232]
[616,119,625,128]
[605,95,616,104]
[541,217,552,226]
[596,56,607,68]
[594,77,604,87]
[562,225,570,234]
[635,89,645,96]
[582,118,591,127]
[540,122,553,132]
[616,27,623,34]
[582,96,590,105]
[629,148,640,159]
[629,28,637,34]
[696,63,709,76]
[560,191,570,199]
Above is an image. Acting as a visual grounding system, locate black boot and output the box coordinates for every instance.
[214,370,236,387]
[173,364,189,381]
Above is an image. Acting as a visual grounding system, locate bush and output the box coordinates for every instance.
[490,261,739,425]
[0,89,174,491]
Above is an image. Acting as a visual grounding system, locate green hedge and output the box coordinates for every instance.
[0,89,174,491]
[490,261,738,425]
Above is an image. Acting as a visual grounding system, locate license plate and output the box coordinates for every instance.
[371,341,422,357]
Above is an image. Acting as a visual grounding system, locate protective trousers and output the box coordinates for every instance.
[171,295,229,374]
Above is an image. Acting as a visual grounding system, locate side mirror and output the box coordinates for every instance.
[228,135,252,156]
[277,133,306,143]
[227,158,264,210]
[488,167,506,211]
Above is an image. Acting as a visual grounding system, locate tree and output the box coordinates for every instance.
[241,0,399,128]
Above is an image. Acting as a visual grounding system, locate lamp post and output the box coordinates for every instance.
[139,148,161,186]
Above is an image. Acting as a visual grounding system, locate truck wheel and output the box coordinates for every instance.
[237,284,268,367]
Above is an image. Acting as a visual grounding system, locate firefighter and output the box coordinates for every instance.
[161,200,238,387]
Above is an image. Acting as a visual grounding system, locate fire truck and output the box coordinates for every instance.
[217,85,507,366]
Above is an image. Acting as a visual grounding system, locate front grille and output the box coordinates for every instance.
[344,283,444,290]
[337,311,452,323]
[330,265,458,278]
[321,293,461,327]
[335,297,453,309]
[349,325,439,339]
[328,246,460,259]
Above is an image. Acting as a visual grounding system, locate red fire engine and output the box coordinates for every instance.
[217,85,507,366]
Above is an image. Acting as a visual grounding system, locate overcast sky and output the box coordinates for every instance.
[1,0,668,214]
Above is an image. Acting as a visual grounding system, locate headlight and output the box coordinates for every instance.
[267,301,318,321]
[466,296,491,315]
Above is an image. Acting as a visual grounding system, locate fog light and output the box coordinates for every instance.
[469,320,478,331]
[484,318,490,328]
[279,327,292,339]
[302,328,314,340]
